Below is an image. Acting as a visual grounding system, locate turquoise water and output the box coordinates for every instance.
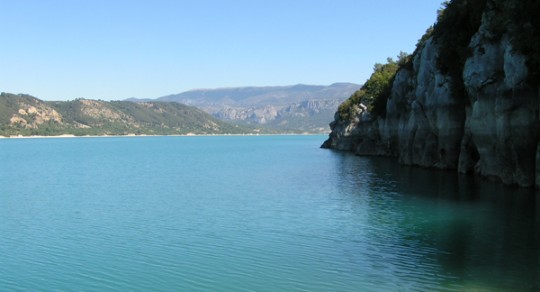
[0,135,539,291]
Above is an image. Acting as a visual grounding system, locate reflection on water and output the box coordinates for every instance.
[330,152,540,291]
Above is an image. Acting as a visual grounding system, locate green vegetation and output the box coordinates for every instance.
[335,0,540,124]
[336,0,485,121]
[506,0,540,84]
[336,0,486,121]
[432,0,487,100]
[0,93,256,137]
[338,55,405,120]
[432,0,540,87]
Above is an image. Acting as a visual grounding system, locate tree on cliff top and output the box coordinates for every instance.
[433,0,540,86]
[338,56,404,120]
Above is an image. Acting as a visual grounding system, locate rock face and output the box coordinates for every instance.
[323,1,540,187]
[7,98,63,129]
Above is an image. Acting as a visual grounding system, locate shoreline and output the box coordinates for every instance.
[0,133,328,139]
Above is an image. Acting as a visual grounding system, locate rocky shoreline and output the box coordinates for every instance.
[323,1,540,188]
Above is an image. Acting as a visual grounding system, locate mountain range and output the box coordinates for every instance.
[128,83,360,133]
[1,83,359,137]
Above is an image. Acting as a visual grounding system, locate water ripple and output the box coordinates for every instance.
[1,136,539,291]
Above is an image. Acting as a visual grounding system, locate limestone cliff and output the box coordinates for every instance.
[323,0,540,187]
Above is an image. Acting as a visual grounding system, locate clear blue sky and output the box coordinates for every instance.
[1,0,442,101]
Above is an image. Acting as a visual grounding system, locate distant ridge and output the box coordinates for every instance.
[127,83,360,133]
[156,83,359,106]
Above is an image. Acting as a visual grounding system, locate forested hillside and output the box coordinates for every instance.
[0,93,254,136]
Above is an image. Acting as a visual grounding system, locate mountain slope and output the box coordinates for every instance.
[0,93,254,136]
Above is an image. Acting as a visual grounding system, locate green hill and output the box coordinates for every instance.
[0,92,256,136]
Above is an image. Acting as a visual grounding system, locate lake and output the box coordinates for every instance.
[0,135,539,291]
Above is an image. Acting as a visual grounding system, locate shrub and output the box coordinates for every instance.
[337,57,402,120]
[506,0,540,85]
[432,0,488,101]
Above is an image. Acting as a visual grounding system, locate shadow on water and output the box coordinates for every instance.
[328,151,540,291]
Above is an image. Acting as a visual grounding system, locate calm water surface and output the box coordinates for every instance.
[1,136,539,291]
